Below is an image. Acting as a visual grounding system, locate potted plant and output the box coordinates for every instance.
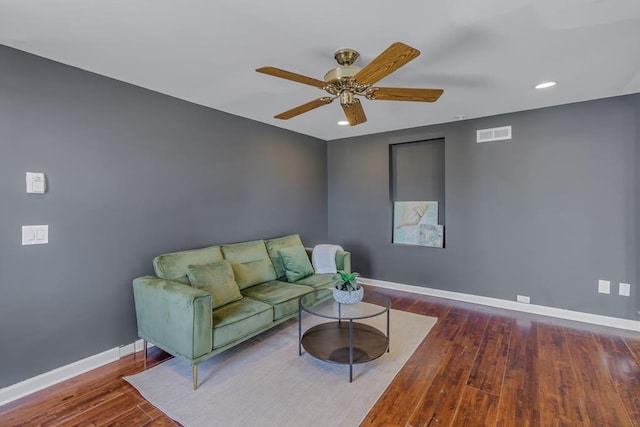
[332,270,363,304]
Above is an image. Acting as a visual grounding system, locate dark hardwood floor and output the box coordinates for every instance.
[1,286,639,426]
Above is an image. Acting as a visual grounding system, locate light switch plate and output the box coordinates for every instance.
[22,225,48,245]
[26,172,46,194]
[598,279,610,294]
[619,283,631,297]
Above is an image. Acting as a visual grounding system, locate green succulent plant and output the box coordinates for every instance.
[332,270,361,292]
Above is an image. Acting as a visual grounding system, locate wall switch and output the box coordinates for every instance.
[22,225,48,245]
[619,283,631,297]
[26,172,46,194]
[517,295,530,304]
[598,280,610,294]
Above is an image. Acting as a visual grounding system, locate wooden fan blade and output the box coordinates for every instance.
[256,66,325,89]
[369,87,444,102]
[354,42,420,86]
[274,97,334,120]
[342,99,367,126]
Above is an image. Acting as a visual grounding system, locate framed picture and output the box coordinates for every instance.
[393,201,443,247]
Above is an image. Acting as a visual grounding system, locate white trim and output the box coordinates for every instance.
[134,339,148,353]
[363,278,640,332]
[0,339,147,407]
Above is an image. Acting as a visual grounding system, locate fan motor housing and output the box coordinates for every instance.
[323,66,360,83]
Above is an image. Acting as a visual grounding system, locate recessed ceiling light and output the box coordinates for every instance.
[535,81,557,89]
[338,120,349,126]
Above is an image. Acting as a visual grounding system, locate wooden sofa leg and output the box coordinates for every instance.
[193,365,198,390]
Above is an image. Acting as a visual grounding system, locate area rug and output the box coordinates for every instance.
[125,307,436,427]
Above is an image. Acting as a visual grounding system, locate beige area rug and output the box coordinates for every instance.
[125,307,436,427]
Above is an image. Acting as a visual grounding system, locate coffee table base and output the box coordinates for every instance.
[300,321,389,382]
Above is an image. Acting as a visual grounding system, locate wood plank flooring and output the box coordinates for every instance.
[1,285,639,426]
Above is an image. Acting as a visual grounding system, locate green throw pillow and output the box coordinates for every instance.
[265,234,304,279]
[186,260,243,309]
[278,246,314,282]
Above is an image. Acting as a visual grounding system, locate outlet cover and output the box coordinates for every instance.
[598,280,610,294]
[517,295,530,304]
[619,283,631,297]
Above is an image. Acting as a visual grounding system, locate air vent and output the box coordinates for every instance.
[476,126,512,143]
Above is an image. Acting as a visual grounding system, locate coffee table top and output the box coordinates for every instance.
[299,288,391,320]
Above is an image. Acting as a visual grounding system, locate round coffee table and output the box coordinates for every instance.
[298,288,391,382]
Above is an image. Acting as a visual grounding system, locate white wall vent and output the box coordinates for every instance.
[476,126,512,143]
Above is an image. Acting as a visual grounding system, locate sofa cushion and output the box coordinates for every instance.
[212,298,273,350]
[264,234,305,279]
[153,246,224,284]
[186,260,243,309]
[241,281,313,320]
[295,273,338,289]
[278,246,314,282]
[221,240,277,289]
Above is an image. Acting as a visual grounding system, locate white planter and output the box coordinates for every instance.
[332,287,364,305]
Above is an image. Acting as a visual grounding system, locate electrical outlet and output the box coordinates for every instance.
[517,295,530,304]
[619,283,631,297]
[598,280,610,294]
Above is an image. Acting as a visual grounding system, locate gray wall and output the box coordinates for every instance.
[328,95,639,320]
[0,46,327,387]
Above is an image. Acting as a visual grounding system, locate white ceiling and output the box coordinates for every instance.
[2,0,640,141]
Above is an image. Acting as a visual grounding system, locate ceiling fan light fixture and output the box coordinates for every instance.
[535,81,557,89]
[339,91,354,106]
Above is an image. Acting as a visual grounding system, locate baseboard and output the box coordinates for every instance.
[0,339,148,407]
[363,278,640,332]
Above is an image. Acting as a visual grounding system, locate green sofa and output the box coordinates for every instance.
[132,234,350,389]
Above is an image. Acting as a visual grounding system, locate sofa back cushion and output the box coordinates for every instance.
[221,240,277,289]
[186,260,243,309]
[278,245,315,282]
[264,234,306,279]
[153,245,224,284]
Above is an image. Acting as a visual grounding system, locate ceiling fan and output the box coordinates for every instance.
[256,42,443,126]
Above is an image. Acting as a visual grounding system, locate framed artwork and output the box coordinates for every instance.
[393,201,443,247]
